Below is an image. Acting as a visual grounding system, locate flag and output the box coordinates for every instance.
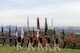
[37,17,40,38]
[2,26,3,36]
[21,27,24,39]
[72,31,74,38]
[9,26,11,37]
[27,18,30,36]
[32,27,35,37]
[53,28,56,38]
[15,26,18,37]
[62,29,65,41]
[71,31,75,43]
[37,17,40,29]
[45,18,48,35]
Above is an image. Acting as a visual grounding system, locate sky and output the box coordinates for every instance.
[0,0,80,27]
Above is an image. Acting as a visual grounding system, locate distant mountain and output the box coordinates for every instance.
[0,26,80,35]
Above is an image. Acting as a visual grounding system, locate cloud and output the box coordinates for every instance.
[0,0,80,26]
[7,0,26,2]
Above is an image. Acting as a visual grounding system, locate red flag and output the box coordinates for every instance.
[71,31,75,43]
[72,31,74,38]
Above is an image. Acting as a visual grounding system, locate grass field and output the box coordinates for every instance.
[0,45,80,53]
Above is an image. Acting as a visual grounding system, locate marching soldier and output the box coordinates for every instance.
[71,31,75,49]
[17,34,22,50]
[9,26,13,47]
[44,18,52,51]
[54,35,61,51]
[21,27,24,47]
[26,18,34,51]
[32,27,37,47]
[15,26,18,47]
[21,38,24,47]
[62,40,66,49]
[71,38,75,49]
[1,26,6,46]
[2,34,6,46]
[9,36,12,46]
[28,35,34,51]
[37,17,43,51]
[45,35,52,51]
[38,36,44,51]
[62,29,66,49]
[33,37,37,47]
[26,36,29,47]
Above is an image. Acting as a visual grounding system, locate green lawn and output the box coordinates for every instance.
[0,45,80,53]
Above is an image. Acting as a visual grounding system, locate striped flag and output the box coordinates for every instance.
[71,31,75,43]
[15,26,18,37]
[62,29,65,41]
[2,26,4,36]
[9,26,11,37]
[45,18,48,35]
[21,27,24,39]
[37,17,40,39]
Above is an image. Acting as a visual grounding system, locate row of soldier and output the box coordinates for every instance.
[1,18,75,51]
[1,29,61,51]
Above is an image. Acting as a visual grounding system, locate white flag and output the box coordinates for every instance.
[37,29,40,38]
[21,27,24,39]
[16,31,18,37]
[16,27,18,37]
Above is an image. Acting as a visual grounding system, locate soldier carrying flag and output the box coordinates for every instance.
[71,31,76,49]
[2,25,6,46]
[37,17,44,51]
[8,25,13,47]
[17,34,22,50]
[53,27,56,51]
[53,28,61,51]
[62,29,66,49]
[21,27,24,47]
[16,26,22,50]
[27,18,34,51]
[53,28,56,38]
[45,18,52,51]
[14,26,18,47]
[32,27,37,47]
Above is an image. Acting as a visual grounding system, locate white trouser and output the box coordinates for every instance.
[38,43,44,51]
[46,43,52,51]
[28,43,34,51]
[54,44,61,51]
[17,42,22,50]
